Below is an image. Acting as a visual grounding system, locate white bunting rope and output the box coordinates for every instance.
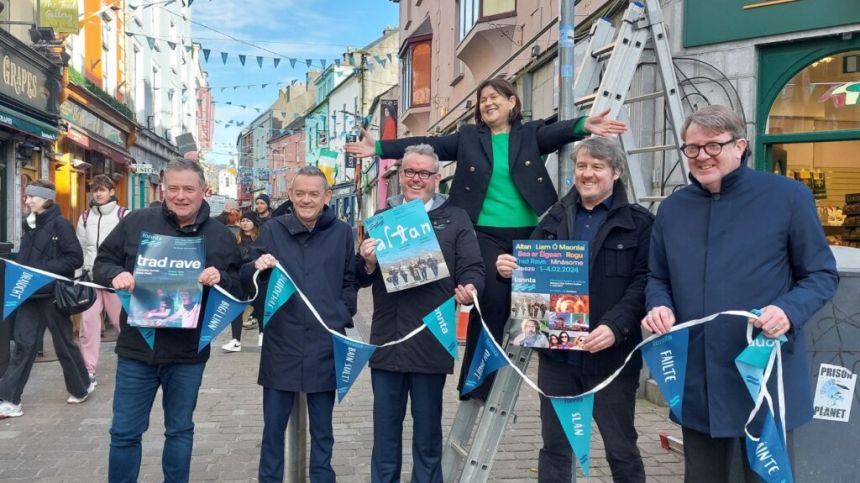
[472,293,760,400]
[274,262,428,348]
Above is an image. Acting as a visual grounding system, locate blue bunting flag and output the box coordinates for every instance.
[333,335,376,402]
[461,329,507,395]
[746,412,794,483]
[422,297,458,360]
[641,329,689,422]
[3,260,56,318]
[263,267,296,328]
[550,394,595,476]
[116,290,154,349]
[198,287,251,352]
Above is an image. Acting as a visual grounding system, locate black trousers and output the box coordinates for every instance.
[537,355,645,483]
[0,299,89,404]
[0,314,11,377]
[457,226,533,400]
[681,426,795,483]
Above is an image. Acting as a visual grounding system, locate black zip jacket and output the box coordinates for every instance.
[17,204,83,297]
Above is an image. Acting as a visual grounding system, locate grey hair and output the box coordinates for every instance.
[165,158,206,187]
[571,137,626,174]
[402,143,440,172]
[292,165,331,191]
[681,105,746,141]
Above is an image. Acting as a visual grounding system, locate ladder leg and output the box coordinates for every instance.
[441,398,484,481]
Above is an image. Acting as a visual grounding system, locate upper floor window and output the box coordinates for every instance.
[458,0,516,41]
[403,40,431,109]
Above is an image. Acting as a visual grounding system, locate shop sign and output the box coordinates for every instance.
[0,46,56,113]
[62,101,126,147]
[136,163,154,174]
[39,0,80,34]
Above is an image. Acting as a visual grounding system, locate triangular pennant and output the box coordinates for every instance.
[257,56,264,68]
[374,55,383,65]
[641,330,689,422]
[332,335,376,402]
[238,54,246,66]
[115,290,155,349]
[3,260,56,319]
[289,58,297,68]
[334,59,341,67]
[197,287,251,352]
[273,58,281,68]
[202,48,211,62]
[746,412,794,483]
[146,37,156,50]
[735,333,784,400]
[550,394,595,476]
[261,83,268,88]
[188,0,194,6]
[305,59,312,68]
[348,56,355,66]
[263,266,296,328]
[319,59,326,68]
[380,58,387,67]
[185,45,193,54]
[461,329,507,395]
[124,31,134,37]
[220,87,225,93]
[387,53,393,62]
[221,52,228,64]
[422,297,458,360]
[167,41,177,50]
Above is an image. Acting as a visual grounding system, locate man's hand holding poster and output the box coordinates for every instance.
[509,240,590,351]
[364,199,449,292]
[128,232,205,329]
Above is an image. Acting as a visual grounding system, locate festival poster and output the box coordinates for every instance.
[364,199,449,293]
[127,232,206,329]
[509,240,589,351]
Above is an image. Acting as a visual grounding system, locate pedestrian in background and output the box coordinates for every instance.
[76,174,128,386]
[0,180,92,419]
[222,212,260,353]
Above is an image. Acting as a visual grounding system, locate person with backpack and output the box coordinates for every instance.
[221,213,260,352]
[0,180,92,418]
[76,174,128,386]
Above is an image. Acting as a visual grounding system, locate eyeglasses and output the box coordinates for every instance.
[401,169,438,180]
[680,138,737,159]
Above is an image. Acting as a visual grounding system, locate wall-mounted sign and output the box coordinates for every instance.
[0,37,58,114]
[39,0,80,33]
[136,163,154,175]
[62,101,126,147]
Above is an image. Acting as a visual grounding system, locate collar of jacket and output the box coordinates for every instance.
[279,205,336,235]
[386,193,449,211]
[23,203,62,231]
[688,163,750,196]
[161,200,212,233]
[90,199,119,215]
[542,179,635,240]
[477,117,523,170]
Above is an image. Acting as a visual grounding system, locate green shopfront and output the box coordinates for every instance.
[0,29,61,249]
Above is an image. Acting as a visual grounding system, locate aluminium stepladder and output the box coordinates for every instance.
[440,1,690,481]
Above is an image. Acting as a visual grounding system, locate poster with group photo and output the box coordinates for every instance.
[509,240,589,350]
[365,199,450,293]
[127,232,205,329]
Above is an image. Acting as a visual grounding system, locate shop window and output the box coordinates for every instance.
[767,50,860,134]
[402,40,431,109]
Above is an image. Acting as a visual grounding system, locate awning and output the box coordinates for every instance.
[66,123,133,165]
[0,104,58,142]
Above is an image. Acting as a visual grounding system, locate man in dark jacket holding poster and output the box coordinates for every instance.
[357,144,485,483]
[497,137,652,482]
[243,165,357,483]
[93,159,242,483]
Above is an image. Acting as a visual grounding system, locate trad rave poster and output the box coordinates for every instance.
[509,240,589,350]
[127,232,205,329]
[364,199,449,293]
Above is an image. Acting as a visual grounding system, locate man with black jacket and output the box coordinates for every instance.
[93,159,242,483]
[497,137,652,483]
[357,144,485,483]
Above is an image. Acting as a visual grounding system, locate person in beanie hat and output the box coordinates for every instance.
[255,194,272,222]
[222,212,262,353]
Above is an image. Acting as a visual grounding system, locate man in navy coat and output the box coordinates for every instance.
[642,105,838,481]
[243,165,357,483]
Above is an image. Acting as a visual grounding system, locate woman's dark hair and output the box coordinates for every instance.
[474,78,522,125]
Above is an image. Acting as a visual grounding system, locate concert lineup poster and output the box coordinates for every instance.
[509,240,589,351]
[127,232,206,329]
[364,199,450,293]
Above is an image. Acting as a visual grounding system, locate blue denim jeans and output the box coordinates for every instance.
[108,356,206,483]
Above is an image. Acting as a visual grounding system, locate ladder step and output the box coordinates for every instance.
[449,442,469,457]
[624,91,666,104]
[592,41,616,58]
[628,144,677,155]
[638,195,668,203]
[574,93,598,106]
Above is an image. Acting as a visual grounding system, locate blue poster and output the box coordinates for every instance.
[3,260,57,319]
[333,335,376,402]
[551,394,595,476]
[364,199,449,292]
[642,330,689,423]
[263,266,296,328]
[510,240,589,351]
[198,287,251,352]
[128,232,205,329]
[461,329,508,396]
[422,296,458,360]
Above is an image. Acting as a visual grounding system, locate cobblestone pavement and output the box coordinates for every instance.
[0,290,684,482]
